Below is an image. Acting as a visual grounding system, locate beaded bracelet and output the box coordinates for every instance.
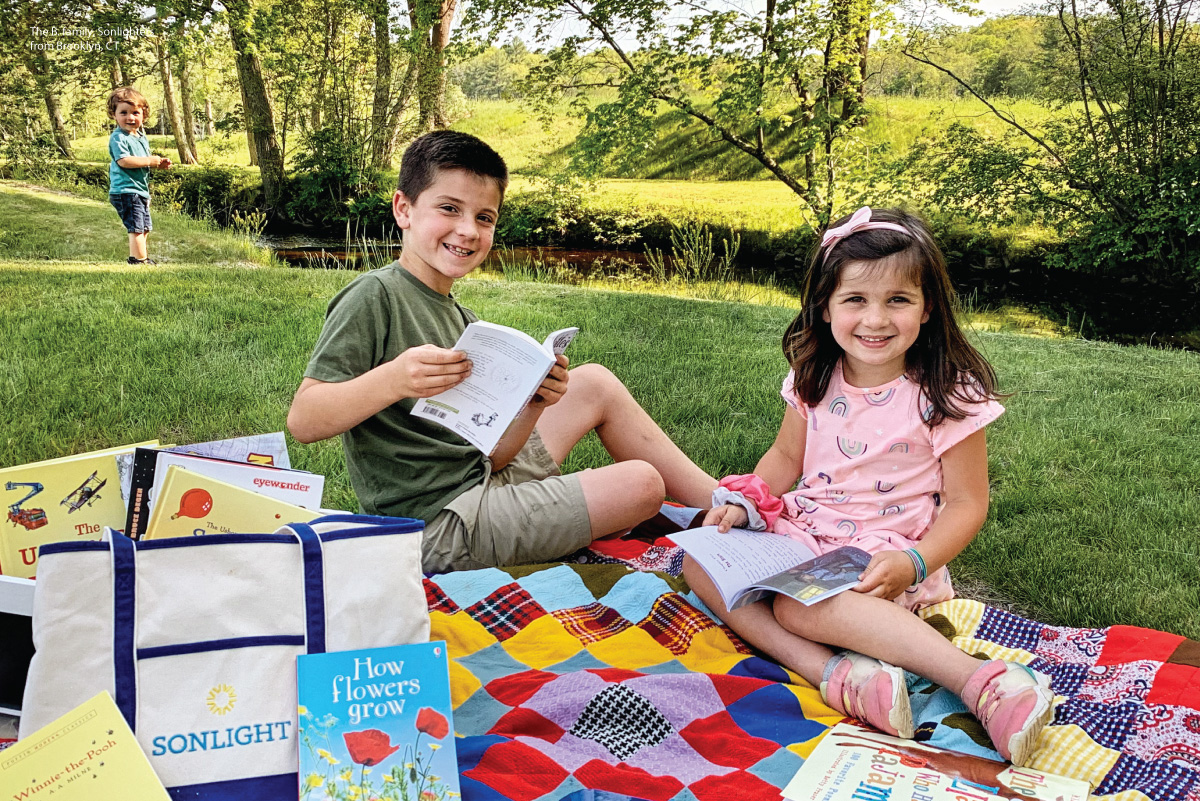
[904,548,928,586]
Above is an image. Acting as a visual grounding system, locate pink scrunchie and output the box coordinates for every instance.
[717,474,784,529]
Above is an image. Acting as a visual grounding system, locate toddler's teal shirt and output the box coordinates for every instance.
[108,127,151,198]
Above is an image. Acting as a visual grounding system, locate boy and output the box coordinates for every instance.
[107,87,171,265]
[288,131,716,573]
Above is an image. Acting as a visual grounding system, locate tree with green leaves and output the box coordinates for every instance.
[465,0,939,224]
[903,0,1200,294]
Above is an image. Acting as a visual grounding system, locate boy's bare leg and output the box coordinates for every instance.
[537,363,717,509]
[683,555,832,686]
[129,232,148,261]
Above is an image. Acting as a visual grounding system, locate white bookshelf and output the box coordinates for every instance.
[0,575,34,618]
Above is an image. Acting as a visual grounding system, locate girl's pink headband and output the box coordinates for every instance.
[821,207,911,264]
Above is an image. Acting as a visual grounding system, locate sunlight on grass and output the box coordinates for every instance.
[0,181,275,266]
[465,265,1069,340]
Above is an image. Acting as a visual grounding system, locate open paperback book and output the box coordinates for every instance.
[782,721,1090,800]
[411,321,578,454]
[667,526,872,610]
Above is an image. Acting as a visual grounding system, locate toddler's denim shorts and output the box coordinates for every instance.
[110,193,152,234]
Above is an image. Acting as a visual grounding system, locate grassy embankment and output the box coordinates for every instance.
[3,180,1199,638]
[64,95,1056,244]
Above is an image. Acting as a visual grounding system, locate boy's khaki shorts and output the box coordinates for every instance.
[420,430,592,573]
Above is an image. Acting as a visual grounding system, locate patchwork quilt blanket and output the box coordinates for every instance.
[428,526,1200,801]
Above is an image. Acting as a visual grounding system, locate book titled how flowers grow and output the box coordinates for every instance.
[296,641,460,801]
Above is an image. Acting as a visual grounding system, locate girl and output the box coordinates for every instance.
[684,207,1054,767]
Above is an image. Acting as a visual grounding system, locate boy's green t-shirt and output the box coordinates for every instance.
[304,263,486,524]
[108,128,151,198]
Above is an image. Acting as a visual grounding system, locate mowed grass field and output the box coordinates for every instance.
[2,180,1199,640]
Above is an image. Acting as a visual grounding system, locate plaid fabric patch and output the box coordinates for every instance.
[424,578,460,615]
[639,592,717,656]
[1055,696,1138,751]
[1096,752,1198,801]
[975,605,1044,653]
[553,602,632,645]
[1027,721,1120,789]
[466,583,548,641]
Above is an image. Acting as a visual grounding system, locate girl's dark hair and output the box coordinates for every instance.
[782,208,999,427]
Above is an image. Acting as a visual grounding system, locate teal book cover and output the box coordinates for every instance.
[297,641,460,801]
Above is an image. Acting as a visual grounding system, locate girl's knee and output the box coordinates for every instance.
[773,593,825,638]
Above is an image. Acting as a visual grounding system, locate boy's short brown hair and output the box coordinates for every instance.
[107,87,150,117]
[397,131,508,204]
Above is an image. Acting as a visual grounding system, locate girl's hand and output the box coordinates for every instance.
[702,503,749,533]
[853,550,917,601]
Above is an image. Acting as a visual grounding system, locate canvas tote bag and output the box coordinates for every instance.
[19,514,429,799]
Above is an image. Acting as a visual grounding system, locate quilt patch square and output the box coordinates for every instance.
[1055,696,1138,750]
[1098,625,1185,666]
[467,583,549,641]
[638,593,717,656]
[424,577,460,615]
[975,605,1044,653]
[1148,662,1200,708]
[554,602,633,645]
[1095,752,1198,801]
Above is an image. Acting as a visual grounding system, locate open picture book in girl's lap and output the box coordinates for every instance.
[668,526,871,610]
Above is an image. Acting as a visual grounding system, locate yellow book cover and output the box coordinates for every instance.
[0,691,169,800]
[0,442,159,579]
[143,465,319,539]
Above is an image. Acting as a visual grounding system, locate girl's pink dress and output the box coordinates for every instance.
[776,362,1004,610]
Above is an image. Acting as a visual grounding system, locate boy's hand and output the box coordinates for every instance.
[853,550,916,601]
[157,156,172,169]
[390,344,471,398]
[530,355,568,409]
[702,504,749,533]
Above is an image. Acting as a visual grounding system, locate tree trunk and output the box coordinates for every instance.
[177,51,200,159]
[857,30,869,106]
[429,0,456,128]
[155,33,197,164]
[370,0,393,166]
[414,0,456,132]
[378,57,420,167]
[25,53,74,159]
[311,6,335,130]
[111,58,124,89]
[204,97,215,137]
[225,0,285,209]
[239,81,259,166]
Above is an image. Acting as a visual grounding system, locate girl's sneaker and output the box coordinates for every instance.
[820,652,914,738]
[961,659,1054,766]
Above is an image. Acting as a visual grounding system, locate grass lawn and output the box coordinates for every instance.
[0,182,274,267]
[2,255,1198,638]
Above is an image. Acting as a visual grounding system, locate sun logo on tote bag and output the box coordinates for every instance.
[206,684,238,715]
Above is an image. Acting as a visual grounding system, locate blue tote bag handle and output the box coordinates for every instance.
[110,532,138,729]
[291,522,327,655]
